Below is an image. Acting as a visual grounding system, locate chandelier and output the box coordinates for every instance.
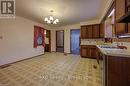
[44,10,59,24]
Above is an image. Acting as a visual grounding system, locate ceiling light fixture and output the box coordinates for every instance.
[44,10,59,24]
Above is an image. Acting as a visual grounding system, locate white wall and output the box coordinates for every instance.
[51,30,56,52]
[51,24,80,53]
[99,0,114,22]
[50,0,114,54]
[0,16,51,65]
[80,19,100,26]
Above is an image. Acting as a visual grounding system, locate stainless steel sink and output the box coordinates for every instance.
[99,45,118,49]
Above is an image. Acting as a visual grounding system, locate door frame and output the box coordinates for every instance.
[56,30,64,52]
[70,29,80,54]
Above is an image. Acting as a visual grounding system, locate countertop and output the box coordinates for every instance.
[96,45,130,57]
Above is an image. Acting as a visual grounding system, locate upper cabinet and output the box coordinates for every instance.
[81,26,87,39]
[100,21,105,38]
[100,0,130,38]
[128,23,130,33]
[117,0,130,23]
[115,0,126,35]
[92,25,100,38]
[115,0,126,20]
[86,25,93,38]
[81,24,100,39]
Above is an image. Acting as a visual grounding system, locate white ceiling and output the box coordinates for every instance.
[16,0,108,26]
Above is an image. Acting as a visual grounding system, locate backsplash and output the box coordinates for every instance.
[81,39,104,45]
[113,38,130,42]
[81,38,130,51]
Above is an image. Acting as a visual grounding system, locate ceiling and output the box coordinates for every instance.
[16,0,108,26]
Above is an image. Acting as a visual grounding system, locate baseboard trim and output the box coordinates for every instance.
[0,64,11,69]
[0,54,45,69]
[51,51,56,53]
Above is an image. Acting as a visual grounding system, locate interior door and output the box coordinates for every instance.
[70,29,80,55]
[56,30,64,52]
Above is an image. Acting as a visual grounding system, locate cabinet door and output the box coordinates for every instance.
[100,22,105,38]
[86,25,93,38]
[115,0,126,35]
[81,45,98,58]
[128,23,130,33]
[81,46,87,57]
[107,56,130,86]
[81,26,86,39]
[86,47,91,57]
[115,0,126,20]
[92,25,100,38]
[87,45,97,58]
[115,24,126,35]
[91,48,97,58]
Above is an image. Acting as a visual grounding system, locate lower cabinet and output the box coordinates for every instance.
[80,45,98,59]
[105,56,130,86]
[80,46,88,57]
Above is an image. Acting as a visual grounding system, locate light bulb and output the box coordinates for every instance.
[55,19,59,22]
[53,21,57,24]
[49,16,53,21]
[47,20,51,23]
[44,17,48,21]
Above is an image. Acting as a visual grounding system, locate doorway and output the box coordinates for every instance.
[45,30,51,52]
[56,30,64,52]
[70,29,80,55]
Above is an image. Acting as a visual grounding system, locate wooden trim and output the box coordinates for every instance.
[81,56,96,59]
[56,30,64,53]
[0,54,44,69]
[56,46,64,48]
[81,24,99,27]
[48,30,51,52]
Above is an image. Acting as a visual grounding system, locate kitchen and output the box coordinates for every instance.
[80,0,130,86]
[0,0,130,86]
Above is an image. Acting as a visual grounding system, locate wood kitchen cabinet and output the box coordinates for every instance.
[80,45,87,57]
[86,25,93,38]
[105,56,130,86]
[97,50,130,86]
[91,47,97,57]
[80,45,98,59]
[128,23,130,33]
[92,24,100,38]
[81,25,93,39]
[126,0,130,33]
[115,0,126,35]
[81,26,87,39]
[80,24,100,39]
[100,21,105,38]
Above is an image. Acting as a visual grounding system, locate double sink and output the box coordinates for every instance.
[98,45,130,57]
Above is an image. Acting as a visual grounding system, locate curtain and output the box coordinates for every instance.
[34,25,45,48]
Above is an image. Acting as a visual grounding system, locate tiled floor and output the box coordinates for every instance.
[0,52,102,86]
